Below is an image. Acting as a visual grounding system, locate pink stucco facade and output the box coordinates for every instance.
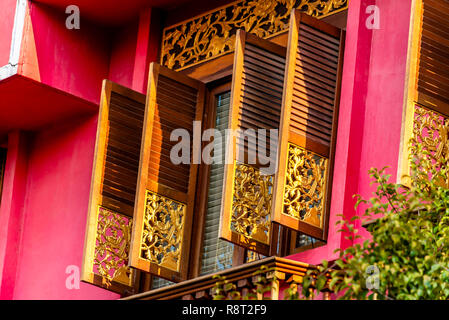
[0,0,413,299]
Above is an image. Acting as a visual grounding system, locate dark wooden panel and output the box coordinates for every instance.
[239,43,286,134]
[101,91,145,217]
[148,74,198,194]
[290,21,340,146]
[417,0,449,112]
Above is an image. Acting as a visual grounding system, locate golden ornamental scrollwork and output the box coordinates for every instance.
[140,191,186,272]
[161,0,348,70]
[231,163,273,244]
[94,207,133,287]
[282,143,328,228]
[411,105,449,187]
[412,105,449,164]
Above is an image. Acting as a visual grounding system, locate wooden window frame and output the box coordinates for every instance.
[82,80,146,295]
[143,33,292,287]
[188,80,247,278]
[397,0,449,187]
[271,10,345,241]
[143,25,342,287]
[129,64,206,282]
[219,29,287,256]
[137,13,347,291]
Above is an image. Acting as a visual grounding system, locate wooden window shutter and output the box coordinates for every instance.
[129,63,206,282]
[272,10,345,240]
[398,0,449,187]
[82,80,146,294]
[415,0,449,115]
[220,30,287,256]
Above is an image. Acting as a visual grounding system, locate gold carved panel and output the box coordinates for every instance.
[412,105,449,164]
[161,0,348,70]
[140,191,186,272]
[282,143,328,228]
[411,105,449,187]
[231,163,273,245]
[93,207,133,287]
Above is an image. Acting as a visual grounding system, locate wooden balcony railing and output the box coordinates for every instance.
[123,257,328,300]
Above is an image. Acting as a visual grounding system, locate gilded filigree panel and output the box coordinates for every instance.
[231,163,273,244]
[412,105,449,164]
[93,207,133,287]
[282,143,328,228]
[161,0,348,70]
[140,191,186,272]
[411,105,449,187]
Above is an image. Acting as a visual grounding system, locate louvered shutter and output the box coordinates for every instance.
[220,30,286,255]
[129,63,205,282]
[415,0,449,116]
[272,10,345,240]
[0,148,6,202]
[82,80,145,293]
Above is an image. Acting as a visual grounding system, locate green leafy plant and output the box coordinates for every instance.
[213,140,449,300]
[301,141,449,300]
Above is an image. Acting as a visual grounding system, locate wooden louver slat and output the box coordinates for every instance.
[82,80,146,294]
[272,10,345,240]
[130,63,206,282]
[416,0,449,116]
[220,30,287,256]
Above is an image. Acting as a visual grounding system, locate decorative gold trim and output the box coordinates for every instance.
[161,0,348,70]
[411,105,449,174]
[282,143,328,228]
[398,0,422,186]
[230,163,273,245]
[139,191,186,273]
[93,207,134,287]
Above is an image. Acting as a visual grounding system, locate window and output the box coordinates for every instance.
[82,9,345,296]
[200,88,235,276]
[399,0,449,185]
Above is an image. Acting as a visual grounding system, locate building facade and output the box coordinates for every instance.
[0,0,444,299]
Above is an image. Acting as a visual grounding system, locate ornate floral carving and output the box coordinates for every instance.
[161,0,348,70]
[231,163,273,244]
[140,191,186,272]
[411,105,449,187]
[282,143,328,228]
[94,207,133,287]
[412,105,449,164]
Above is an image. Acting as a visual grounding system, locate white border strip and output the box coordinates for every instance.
[0,0,27,80]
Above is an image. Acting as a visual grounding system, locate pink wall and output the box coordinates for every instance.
[107,7,162,93]
[8,115,119,299]
[0,1,162,299]
[18,2,112,104]
[288,0,412,264]
[108,21,138,89]
[132,8,162,93]
[17,3,161,103]
[0,0,16,66]
[0,131,30,299]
